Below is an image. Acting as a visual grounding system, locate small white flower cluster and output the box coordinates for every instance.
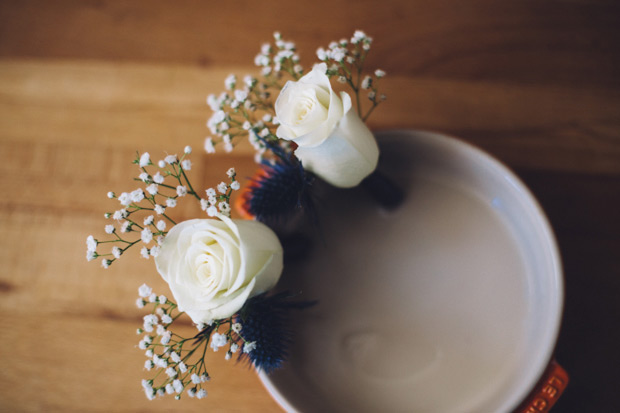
[208,323,253,362]
[210,334,251,361]
[135,285,256,400]
[316,30,372,65]
[254,32,302,77]
[136,283,169,310]
[204,32,299,163]
[205,77,274,157]
[199,168,240,218]
[209,332,228,351]
[88,147,202,268]
[84,234,112,269]
[205,110,233,153]
[351,29,373,47]
[86,235,98,262]
[205,101,278,162]
[316,30,386,118]
[204,30,385,163]
[136,284,211,400]
[243,341,257,354]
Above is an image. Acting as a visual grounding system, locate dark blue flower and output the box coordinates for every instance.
[238,157,315,225]
[236,292,316,374]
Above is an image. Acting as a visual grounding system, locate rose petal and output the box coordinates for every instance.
[154,218,282,323]
[294,105,379,188]
[232,220,283,294]
[275,63,344,147]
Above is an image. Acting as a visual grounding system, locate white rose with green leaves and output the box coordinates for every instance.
[155,217,283,323]
[275,63,379,188]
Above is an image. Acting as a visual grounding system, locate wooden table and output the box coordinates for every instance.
[1,1,618,411]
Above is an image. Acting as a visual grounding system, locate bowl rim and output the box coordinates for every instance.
[258,129,564,413]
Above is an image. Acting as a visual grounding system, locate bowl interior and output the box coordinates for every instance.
[260,130,563,413]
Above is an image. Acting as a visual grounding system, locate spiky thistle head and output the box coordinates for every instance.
[236,157,314,224]
[235,292,316,374]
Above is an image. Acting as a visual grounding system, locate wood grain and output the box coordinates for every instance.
[2,60,618,175]
[0,1,618,412]
[1,0,619,88]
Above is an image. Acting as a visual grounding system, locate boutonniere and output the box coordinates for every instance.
[86,29,387,401]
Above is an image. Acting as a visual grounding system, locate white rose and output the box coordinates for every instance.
[154,217,283,323]
[275,63,379,188]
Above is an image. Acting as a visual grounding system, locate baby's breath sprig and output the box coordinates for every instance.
[136,284,258,400]
[137,283,210,400]
[205,81,283,164]
[199,167,240,218]
[205,32,304,164]
[317,30,387,121]
[86,146,241,267]
[255,31,304,82]
[204,30,385,165]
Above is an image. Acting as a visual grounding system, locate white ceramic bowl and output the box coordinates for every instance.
[259,130,563,413]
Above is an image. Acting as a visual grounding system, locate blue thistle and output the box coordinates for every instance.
[236,292,316,374]
[240,157,315,225]
[191,323,215,344]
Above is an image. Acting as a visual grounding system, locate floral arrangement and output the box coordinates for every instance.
[86,30,387,401]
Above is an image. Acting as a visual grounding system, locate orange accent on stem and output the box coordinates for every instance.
[515,360,569,413]
[234,168,271,220]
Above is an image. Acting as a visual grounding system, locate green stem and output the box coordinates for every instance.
[363,101,378,122]
[162,213,177,226]
[355,65,363,117]
[113,232,135,244]
[125,218,143,231]
[180,168,201,201]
